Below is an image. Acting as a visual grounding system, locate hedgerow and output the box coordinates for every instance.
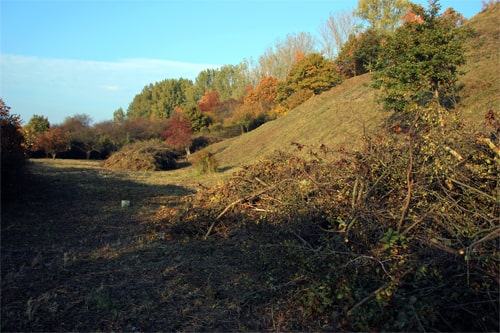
[153,107,498,331]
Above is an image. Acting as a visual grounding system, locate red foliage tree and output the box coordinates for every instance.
[162,114,193,159]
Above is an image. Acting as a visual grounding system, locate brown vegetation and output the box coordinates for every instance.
[2,4,499,332]
[154,107,498,330]
[104,140,178,172]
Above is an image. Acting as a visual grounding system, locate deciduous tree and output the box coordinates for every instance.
[24,114,50,151]
[356,0,411,32]
[33,127,69,159]
[113,107,126,123]
[198,90,221,112]
[127,78,193,120]
[258,32,317,80]
[162,113,193,159]
[1,99,25,194]
[336,28,388,77]
[277,53,342,107]
[319,9,359,60]
[244,76,279,113]
[373,0,471,113]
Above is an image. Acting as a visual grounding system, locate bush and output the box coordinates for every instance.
[104,140,178,172]
[1,100,26,199]
[193,151,219,174]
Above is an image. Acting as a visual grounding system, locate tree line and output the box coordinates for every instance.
[3,0,474,165]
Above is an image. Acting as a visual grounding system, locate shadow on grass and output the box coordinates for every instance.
[1,161,224,331]
[1,160,304,332]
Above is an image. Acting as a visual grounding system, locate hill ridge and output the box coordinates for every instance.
[206,4,499,169]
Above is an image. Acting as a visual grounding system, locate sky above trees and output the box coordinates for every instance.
[0,0,481,125]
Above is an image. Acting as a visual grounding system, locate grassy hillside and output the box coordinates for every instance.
[458,2,500,125]
[205,4,499,170]
[209,74,387,168]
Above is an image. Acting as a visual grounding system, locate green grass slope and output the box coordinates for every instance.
[206,4,499,170]
[458,3,500,125]
[209,74,387,168]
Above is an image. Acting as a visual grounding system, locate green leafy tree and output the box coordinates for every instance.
[356,0,411,32]
[191,64,251,105]
[23,114,50,151]
[277,53,342,106]
[127,84,153,119]
[113,107,126,123]
[336,28,389,77]
[184,106,212,132]
[127,78,193,120]
[373,0,471,113]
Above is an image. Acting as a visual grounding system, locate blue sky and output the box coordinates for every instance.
[1,0,482,125]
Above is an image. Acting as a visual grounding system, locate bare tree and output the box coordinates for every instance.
[258,32,317,80]
[319,9,359,60]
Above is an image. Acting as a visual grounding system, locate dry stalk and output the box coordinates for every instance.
[397,135,414,234]
[477,137,500,160]
[204,186,274,239]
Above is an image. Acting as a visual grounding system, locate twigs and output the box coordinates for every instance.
[449,177,498,202]
[397,135,414,234]
[347,283,390,315]
[204,184,275,239]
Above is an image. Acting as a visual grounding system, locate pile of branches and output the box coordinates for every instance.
[154,109,499,331]
[104,140,178,172]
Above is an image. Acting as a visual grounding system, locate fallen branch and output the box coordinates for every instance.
[347,283,390,315]
[444,145,464,161]
[449,178,497,202]
[204,186,273,239]
[398,136,414,234]
[477,137,500,159]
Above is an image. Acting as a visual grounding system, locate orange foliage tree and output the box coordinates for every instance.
[198,90,221,112]
[244,76,278,104]
[33,127,70,159]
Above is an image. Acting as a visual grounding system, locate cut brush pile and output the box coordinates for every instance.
[152,109,499,331]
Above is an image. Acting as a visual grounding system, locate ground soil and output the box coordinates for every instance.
[1,160,293,332]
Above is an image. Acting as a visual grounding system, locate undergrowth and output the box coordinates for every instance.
[153,107,499,331]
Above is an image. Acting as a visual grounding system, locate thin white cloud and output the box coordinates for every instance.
[102,85,120,91]
[0,54,219,124]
